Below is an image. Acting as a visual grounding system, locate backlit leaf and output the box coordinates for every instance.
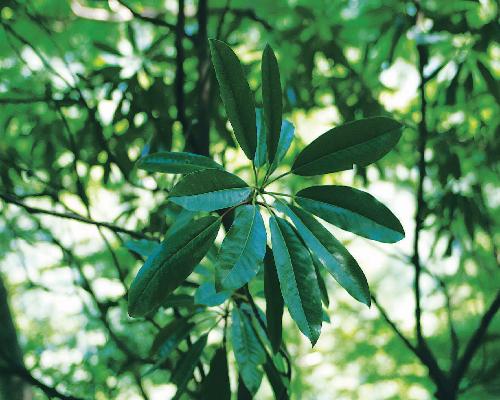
[137,151,223,174]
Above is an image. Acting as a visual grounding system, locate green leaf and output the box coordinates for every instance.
[194,282,231,307]
[263,355,289,400]
[150,318,194,358]
[209,39,257,160]
[292,117,403,175]
[145,318,194,375]
[216,205,266,291]
[254,108,267,168]
[313,257,329,308]
[162,294,195,309]
[477,61,500,103]
[264,248,283,354]
[262,44,282,163]
[128,216,221,317]
[169,169,252,212]
[201,347,231,400]
[171,334,207,398]
[269,216,322,345]
[232,306,266,395]
[137,151,223,174]
[296,185,405,243]
[275,202,370,306]
[124,239,159,258]
[268,120,295,176]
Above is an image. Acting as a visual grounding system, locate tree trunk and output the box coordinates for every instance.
[0,274,31,400]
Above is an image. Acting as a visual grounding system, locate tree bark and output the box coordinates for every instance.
[0,274,31,400]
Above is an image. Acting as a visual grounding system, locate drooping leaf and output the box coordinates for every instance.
[145,318,194,375]
[209,39,257,160]
[276,202,370,306]
[216,205,266,291]
[137,151,223,174]
[263,355,289,400]
[150,318,194,358]
[313,257,329,308]
[171,334,208,399]
[268,120,295,176]
[269,216,322,345]
[262,44,282,163]
[296,185,405,243]
[201,347,231,400]
[292,117,403,175]
[254,108,267,168]
[194,282,231,307]
[169,169,251,212]
[264,247,283,354]
[231,306,266,395]
[128,216,221,317]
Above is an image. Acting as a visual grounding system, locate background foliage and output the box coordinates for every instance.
[0,0,498,399]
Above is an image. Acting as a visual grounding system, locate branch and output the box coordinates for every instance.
[0,192,152,240]
[453,291,500,385]
[0,364,84,400]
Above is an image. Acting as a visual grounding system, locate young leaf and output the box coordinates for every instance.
[292,117,403,175]
[269,216,322,345]
[124,239,159,258]
[231,307,266,395]
[194,282,231,307]
[201,347,231,400]
[268,120,295,176]
[171,334,207,398]
[275,202,370,306]
[137,151,223,174]
[128,216,221,317]
[296,185,405,243]
[254,108,267,168]
[216,205,266,291]
[262,44,282,163]
[209,39,257,160]
[169,169,252,212]
[264,247,283,354]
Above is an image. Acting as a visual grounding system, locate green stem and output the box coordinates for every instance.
[262,170,291,188]
[262,190,295,199]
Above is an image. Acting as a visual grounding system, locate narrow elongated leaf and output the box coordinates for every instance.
[209,39,257,159]
[292,117,403,175]
[201,347,231,400]
[262,44,282,163]
[237,376,253,400]
[263,355,289,400]
[150,318,194,358]
[268,120,295,175]
[477,61,500,102]
[254,108,267,168]
[169,169,251,212]
[296,185,405,243]
[128,216,221,317]
[232,307,266,395]
[216,205,266,291]
[276,202,370,306]
[313,258,329,308]
[264,248,283,354]
[137,151,223,174]
[171,334,207,398]
[269,216,322,345]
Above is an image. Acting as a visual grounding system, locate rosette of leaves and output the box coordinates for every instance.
[126,40,405,397]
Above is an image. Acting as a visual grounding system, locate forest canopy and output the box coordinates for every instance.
[0,1,499,399]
